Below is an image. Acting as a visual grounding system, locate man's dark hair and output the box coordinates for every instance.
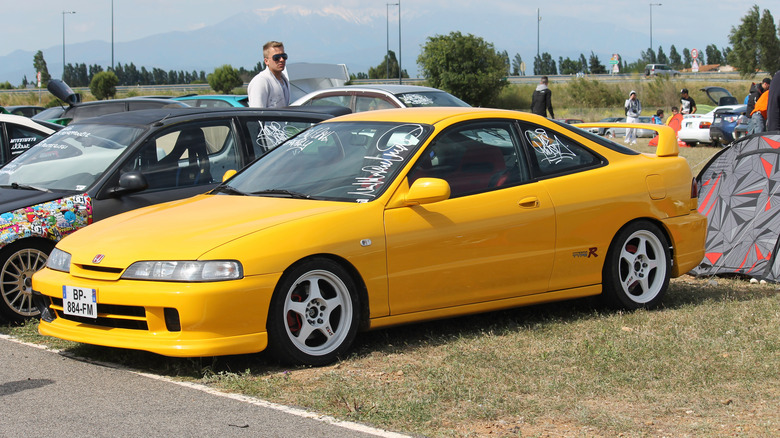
[540,76,549,85]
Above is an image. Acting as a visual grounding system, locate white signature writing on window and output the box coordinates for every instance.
[399,94,434,106]
[256,121,291,150]
[349,124,425,198]
[284,125,334,154]
[526,128,575,165]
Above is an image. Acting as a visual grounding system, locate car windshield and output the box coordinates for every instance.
[222,121,433,202]
[0,123,145,191]
[394,91,470,108]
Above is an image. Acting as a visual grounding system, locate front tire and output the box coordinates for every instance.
[0,240,54,323]
[267,258,360,366]
[601,221,670,310]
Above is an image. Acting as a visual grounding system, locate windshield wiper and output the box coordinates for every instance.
[251,189,311,199]
[3,182,51,192]
[211,185,248,196]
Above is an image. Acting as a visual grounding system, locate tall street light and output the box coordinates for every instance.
[386,2,398,80]
[649,3,661,52]
[397,1,402,85]
[62,10,76,79]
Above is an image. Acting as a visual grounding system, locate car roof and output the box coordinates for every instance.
[70,97,186,107]
[306,84,446,94]
[323,107,527,125]
[66,106,351,127]
[0,113,60,132]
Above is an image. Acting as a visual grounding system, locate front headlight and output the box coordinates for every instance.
[46,248,72,273]
[121,260,243,282]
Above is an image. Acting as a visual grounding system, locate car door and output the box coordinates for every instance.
[92,119,242,220]
[517,121,608,291]
[384,119,556,315]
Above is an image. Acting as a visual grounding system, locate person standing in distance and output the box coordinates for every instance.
[766,70,780,131]
[624,90,642,145]
[248,41,290,108]
[680,88,697,115]
[531,76,555,118]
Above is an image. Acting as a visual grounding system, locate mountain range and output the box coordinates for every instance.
[1,6,649,85]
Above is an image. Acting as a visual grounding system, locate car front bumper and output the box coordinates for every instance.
[33,267,282,357]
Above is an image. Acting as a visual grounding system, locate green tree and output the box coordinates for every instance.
[578,54,589,74]
[533,52,557,75]
[705,44,723,65]
[368,50,408,79]
[33,50,51,85]
[656,46,668,64]
[417,31,507,107]
[558,56,581,75]
[669,45,683,69]
[756,9,780,74]
[89,71,118,100]
[500,50,510,75]
[589,52,607,74]
[511,53,524,75]
[729,5,761,76]
[208,64,243,94]
[682,47,692,68]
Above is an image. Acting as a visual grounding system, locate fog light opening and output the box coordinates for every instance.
[164,308,181,332]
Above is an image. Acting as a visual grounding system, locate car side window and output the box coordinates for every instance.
[519,123,601,177]
[243,118,318,157]
[355,96,395,112]
[407,121,529,198]
[305,95,351,108]
[7,125,48,159]
[125,122,239,190]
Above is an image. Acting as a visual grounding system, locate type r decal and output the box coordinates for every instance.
[573,247,599,258]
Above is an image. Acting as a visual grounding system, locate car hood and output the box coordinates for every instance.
[60,194,356,267]
[0,188,71,213]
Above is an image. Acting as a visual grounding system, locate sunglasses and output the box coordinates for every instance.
[271,53,288,62]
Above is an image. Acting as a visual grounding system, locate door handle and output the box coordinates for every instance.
[518,197,540,208]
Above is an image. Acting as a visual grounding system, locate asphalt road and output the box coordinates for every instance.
[0,335,407,438]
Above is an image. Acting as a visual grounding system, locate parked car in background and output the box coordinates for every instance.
[587,117,623,136]
[34,108,705,365]
[604,117,656,138]
[45,79,189,126]
[678,104,743,146]
[644,64,679,77]
[0,114,62,165]
[32,106,67,123]
[3,106,46,118]
[174,94,249,108]
[0,106,347,323]
[710,104,748,146]
[554,118,584,125]
[732,115,749,141]
[291,84,470,113]
[697,86,738,114]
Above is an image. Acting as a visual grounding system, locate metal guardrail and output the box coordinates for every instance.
[0,71,751,98]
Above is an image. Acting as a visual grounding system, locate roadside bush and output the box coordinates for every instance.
[495,84,532,110]
[565,78,624,108]
[208,65,243,94]
[89,71,118,100]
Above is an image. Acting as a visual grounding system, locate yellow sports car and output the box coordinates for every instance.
[33,108,706,365]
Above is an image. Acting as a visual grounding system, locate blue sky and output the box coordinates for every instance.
[2,1,776,78]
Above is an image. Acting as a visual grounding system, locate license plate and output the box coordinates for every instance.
[62,285,98,319]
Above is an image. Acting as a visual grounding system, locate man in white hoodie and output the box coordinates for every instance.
[531,76,555,118]
[624,90,642,145]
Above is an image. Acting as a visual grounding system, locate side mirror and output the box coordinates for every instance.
[404,178,451,206]
[109,171,149,196]
[222,169,237,182]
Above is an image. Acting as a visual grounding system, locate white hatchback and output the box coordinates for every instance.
[678,104,744,146]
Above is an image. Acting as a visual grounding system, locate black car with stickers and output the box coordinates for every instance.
[0,106,347,322]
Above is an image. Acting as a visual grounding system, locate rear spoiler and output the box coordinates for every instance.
[577,123,679,157]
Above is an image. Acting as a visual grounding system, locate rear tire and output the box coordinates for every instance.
[266,258,360,366]
[601,221,670,310]
[0,240,54,323]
